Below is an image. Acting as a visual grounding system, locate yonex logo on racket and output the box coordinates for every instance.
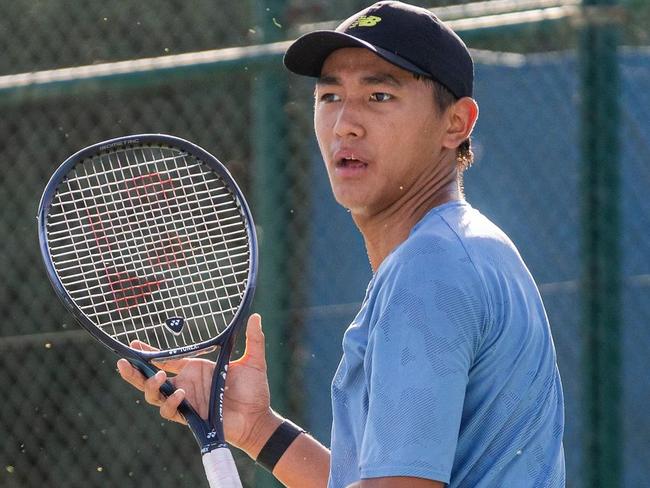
[349,15,382,28]
[169,343,201,355]
[165,317,185,335]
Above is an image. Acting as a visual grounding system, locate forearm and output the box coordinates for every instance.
[269,428,330,488]
[243,412,330,488]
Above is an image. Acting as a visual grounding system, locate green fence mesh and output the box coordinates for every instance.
[1,1,648,487]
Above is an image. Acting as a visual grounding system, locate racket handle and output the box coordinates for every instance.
[202,447,243,488]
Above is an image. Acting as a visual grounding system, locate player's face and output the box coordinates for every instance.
[314,48,450,218]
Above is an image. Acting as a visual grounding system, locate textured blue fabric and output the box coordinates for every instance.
[328,201,565,487]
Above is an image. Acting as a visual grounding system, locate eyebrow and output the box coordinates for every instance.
[316,73,403,87]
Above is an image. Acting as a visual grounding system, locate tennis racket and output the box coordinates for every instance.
[37,134,257,488]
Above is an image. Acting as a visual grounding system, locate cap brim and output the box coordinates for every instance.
[283,31,429,78]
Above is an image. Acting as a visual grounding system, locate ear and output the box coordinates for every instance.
[442,97,479,150]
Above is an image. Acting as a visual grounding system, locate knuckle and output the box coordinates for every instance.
[144,388,162,405]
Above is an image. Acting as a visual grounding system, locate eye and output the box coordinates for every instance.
[370,92,393,102]
[319,93,341,103]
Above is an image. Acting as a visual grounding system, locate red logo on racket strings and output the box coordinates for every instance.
[165,317,185,335]
[87,214,165,310]
[124,172,174,207]
[85,172,188,311]
[104,269,164,309]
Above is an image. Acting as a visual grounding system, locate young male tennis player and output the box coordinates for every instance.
[118,2,565,486]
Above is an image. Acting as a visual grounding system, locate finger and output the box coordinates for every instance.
[129,340,189,374]
[239,313,266,367]
[159,389,188,424]
[130,340,160,352]
[143,370,168,406]
[116,358,146,391]
[152,357,190,375]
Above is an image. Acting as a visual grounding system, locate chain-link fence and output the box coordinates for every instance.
[1,1,648,487]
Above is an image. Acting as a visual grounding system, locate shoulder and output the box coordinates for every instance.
[376,202,492,295]
[396,201,533,303]
[366,201,528,345]
[365,205,494,356]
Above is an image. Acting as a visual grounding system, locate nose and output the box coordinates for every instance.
[333,100,365,139]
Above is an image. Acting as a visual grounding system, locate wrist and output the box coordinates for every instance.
[255,419,306,472]
[242,410,284,459]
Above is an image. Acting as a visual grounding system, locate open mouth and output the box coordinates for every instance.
[337,157,368,169]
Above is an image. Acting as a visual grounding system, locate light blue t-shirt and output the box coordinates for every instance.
[329,201,565,487]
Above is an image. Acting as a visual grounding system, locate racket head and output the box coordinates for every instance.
[38,134,258,362]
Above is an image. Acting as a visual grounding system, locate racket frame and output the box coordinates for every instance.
[37,134,258,454]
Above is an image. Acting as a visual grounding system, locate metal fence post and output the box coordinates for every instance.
[252,0,289,487]
[579,0,622,486]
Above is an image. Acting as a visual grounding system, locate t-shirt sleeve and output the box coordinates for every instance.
[359,243,488,483]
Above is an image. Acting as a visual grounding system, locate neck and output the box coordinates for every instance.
[353,170,461,273]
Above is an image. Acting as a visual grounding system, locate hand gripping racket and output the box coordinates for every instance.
[38,134,257,488]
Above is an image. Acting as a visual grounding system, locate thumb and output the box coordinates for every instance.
[240,313,266,368]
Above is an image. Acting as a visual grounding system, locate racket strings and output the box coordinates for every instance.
[46,145,250,351]
[112,149,242,344]
[149,146,242,347]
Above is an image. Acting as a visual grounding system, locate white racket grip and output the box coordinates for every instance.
[202,447,243,488]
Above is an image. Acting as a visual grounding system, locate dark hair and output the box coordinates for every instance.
[415,75,474,173]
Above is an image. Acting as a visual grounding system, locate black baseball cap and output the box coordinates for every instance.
[284,1,473,99]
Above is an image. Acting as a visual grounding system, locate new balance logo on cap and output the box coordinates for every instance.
[349,15,382,28]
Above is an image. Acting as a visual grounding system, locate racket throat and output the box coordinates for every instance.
[207,340,234,444]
